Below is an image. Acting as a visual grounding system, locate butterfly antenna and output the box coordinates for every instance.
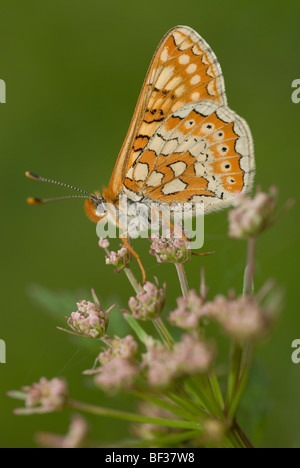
[27,195,90,205]
[25,171,92,196]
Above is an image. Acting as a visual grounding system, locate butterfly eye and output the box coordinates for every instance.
[96,200,108,217]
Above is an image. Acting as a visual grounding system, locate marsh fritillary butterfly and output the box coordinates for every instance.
[26,26,255,281]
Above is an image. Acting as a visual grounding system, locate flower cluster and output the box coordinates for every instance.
[168,290,206,330]
[203,293,276,341]
[95,335,139,393]
[128,279,166,320]
[142,335,214,389]
[150,231,191,264]
[98,335,138,364]
[228,188,278,239]
[99,238,131,272]
[67,300,111,339]
[10,184,289,448]
[10,377,69,415]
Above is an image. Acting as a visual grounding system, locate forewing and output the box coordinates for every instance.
[108,26,226,199]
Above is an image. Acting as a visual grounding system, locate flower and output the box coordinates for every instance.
[128,279,166,320]
[95,357,139,393]
[36,415,89,448]
[228,188,278,239]
[67,300,112,339]
[8,377,69,415]
[150,231,191,264]
[98,238,110,249]
[142,335,214,389]
[94,335,140,393]
[99,335,138,364]
[203,293,276,341]
[168,290,206,330]
[105,245,131,273]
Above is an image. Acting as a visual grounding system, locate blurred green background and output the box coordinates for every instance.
[1,0,299,448]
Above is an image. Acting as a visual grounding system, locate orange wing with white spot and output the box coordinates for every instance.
[107,25,227,200]
[123,101,254,212]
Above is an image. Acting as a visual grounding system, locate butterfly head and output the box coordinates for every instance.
[84,194,108,223]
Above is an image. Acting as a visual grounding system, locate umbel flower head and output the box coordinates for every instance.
[228,187,278,239]
[99,335,138,364]
[67,299,113,339]
[142,334,214,389]
[150,230,191,264]
[95,335,140,393]
[168,290,207,331]
[95,357,140,394]
[99,238,131,273]
[203,291,279,341]
[8,377,69,415]
[128,278,166,320]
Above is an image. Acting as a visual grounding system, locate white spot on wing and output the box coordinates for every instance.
[179,54,190,64]
[186,63,197,74]
[194,162,205,177]
[165,76,182,91]
[147,171,164,187]
[162,139,179,155]
[189,140,206,157]
[190,75,201,85]
[162,179,187,195]
[155,66,175,89]
[161,47,169,62]
[169,161,187,177]
[126,167,134,179]
[134,163,149,181]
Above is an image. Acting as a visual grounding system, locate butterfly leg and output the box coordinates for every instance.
[121,237,146,285]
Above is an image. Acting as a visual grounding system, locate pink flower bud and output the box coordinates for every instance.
[128,279,166,320]
[150,231,191,264]
[228,188,278,239]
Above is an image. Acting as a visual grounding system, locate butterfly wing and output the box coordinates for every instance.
[107,26,226,199]
[123,100,255,212]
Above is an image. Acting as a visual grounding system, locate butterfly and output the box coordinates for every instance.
[26,25,255,281]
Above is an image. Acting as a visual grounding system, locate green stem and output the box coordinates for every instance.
[132,390,199,422]
[68,400,202,430]
[175,263,189,298]
[244,237,256,296]
[208,371,224,411]
[233,422,254,449]
[153,317,174,349]
[226,341,243,411]
[124,267,140,294]
[124,314,150,345]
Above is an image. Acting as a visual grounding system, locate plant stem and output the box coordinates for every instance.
[68,400,202,430]
[233,422,254,449]
[244,237,257,296]
[175,263,189,298]
[124,314,150,345]
[124,267,140,294]
[153,317,174,349]
[132,390,199,421]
